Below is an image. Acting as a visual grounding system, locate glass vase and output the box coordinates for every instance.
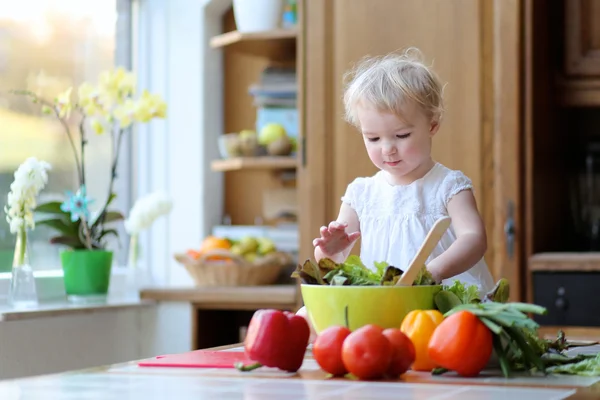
[125,234,153,295]
[8,228,38,308]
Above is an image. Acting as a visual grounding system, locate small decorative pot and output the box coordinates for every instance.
[61,249,113,303]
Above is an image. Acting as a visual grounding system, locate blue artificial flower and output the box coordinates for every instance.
[60,185,94,222]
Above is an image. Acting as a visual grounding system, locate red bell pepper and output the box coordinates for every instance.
[235,309,310,373]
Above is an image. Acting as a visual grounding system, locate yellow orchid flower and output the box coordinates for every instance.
[99,67,136,105]
[55,87,73,118]
[90,119,105,134]
[77,82,108,116]
[113,99,136,128]
[134,90,167,122]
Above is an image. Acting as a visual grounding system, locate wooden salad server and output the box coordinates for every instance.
[395,216,452,286]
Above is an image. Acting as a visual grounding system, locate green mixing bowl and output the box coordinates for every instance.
[301,284,442,333]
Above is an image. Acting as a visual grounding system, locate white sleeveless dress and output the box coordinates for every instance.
[341,162,495,295]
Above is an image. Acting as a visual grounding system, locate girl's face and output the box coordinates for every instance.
[356,101,439,185]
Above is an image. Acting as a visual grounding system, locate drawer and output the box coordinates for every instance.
[532,271,600,327]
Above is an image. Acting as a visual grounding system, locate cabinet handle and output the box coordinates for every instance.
[301,136,307,167]
[504,201,516,259]
[555,297,568,311]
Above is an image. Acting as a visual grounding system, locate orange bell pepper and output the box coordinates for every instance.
[400,309,444,371]
[427,310,492,377]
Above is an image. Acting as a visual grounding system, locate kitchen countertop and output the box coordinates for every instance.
[0,295,155,321]
[140,284,300,310]
[0,343,598,399]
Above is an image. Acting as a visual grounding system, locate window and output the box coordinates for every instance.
[0,0,133,273]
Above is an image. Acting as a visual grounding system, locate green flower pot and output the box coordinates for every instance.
[61,250,113,302]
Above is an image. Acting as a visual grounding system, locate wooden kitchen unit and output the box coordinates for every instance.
[206,0,600,337]
[297,0,600,328]
[140,285,301,350]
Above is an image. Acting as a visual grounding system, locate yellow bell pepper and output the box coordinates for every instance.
[400,309,444,371]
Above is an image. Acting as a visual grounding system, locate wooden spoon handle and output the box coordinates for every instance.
[395,216,452,286]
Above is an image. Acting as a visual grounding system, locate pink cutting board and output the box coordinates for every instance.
[138,350,254,368]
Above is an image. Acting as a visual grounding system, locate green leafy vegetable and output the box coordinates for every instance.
[443,280,481,304]
[413,265,436,286]
[291,256,435,286]
[437,300,600,377]
[545,353,600,376]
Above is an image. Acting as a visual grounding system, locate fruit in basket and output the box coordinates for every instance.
[187,235,279,264]
[259,123,287,146]
[237,236,259,254]
[230,244,244,256]
[200,236,231,252]
[186,236,233,261]
[257,237,276,255]
[186,249,202,260]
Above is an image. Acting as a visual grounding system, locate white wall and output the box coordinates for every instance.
[0,302,193,380]
[134,0,231,288]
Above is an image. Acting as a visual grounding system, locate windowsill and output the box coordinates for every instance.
[0,295,155,322]
[0,266,155,320]
[0,266,130,280]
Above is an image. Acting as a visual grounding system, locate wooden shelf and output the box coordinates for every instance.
[211,156,297,172]
[140,285,298,311]
[210,28,298,49]
[556,76,600,107]
[529,252,600,272]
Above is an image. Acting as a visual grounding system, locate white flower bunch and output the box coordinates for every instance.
[4,157,52,234]
[124,191,173,235]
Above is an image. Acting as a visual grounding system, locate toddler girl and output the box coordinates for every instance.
[297,48,495,337]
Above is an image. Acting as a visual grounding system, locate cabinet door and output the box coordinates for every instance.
[298,0,523,299]
[565,0,600,76]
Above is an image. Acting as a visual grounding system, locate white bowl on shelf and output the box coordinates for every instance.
[233,0,284,33]
[218,133,241,158]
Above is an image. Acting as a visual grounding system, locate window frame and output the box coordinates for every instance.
[0,0,136,300]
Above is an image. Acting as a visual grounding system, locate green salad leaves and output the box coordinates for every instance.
[291,255,437,286]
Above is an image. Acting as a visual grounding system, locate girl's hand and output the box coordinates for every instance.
[313,221,360,257]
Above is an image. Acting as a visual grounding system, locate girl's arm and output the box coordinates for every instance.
[426,190,488,283]
[314,202,361,263]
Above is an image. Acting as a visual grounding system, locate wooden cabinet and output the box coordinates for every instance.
[525,0,600,324]
[298,0,523,299]
[565,0,600,77]
[208,0,600,323]
[560,0,600,105]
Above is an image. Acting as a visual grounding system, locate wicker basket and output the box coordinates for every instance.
[174,249,291,287]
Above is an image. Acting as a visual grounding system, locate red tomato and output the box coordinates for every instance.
[312,325,352,376]
[382,328,416,377]
[341,324,392,380]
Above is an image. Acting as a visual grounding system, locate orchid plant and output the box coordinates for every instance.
[13,68,167,250]
[4,157,52,265]
[124,191,173,267]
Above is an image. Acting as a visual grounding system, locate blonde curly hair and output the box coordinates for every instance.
[343,47,446,127]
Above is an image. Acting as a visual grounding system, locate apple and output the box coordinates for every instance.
[259,123,287,146]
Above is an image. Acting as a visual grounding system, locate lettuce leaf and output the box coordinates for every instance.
[443,280,481,304]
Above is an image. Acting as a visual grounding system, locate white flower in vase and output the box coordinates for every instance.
[124,191,173,288]
[4,157,52,308]
[125,191,174,236]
